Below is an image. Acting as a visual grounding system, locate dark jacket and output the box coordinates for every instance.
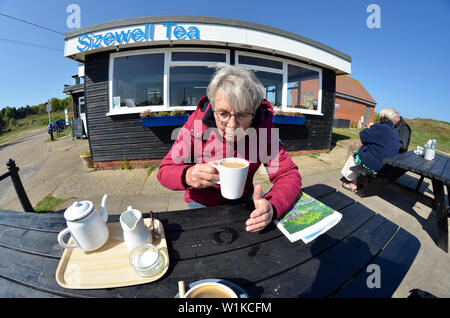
[395,117,411,153]
[358,120,400,172]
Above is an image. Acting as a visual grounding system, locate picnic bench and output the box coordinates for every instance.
[352,150,449,252]
[0,184,420,298]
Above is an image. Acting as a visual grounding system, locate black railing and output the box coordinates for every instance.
[0,159,34,212]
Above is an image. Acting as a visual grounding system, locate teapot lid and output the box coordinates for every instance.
[64,201,94,222]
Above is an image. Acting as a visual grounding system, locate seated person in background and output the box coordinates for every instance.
[157,64,302,232]
[341,108,400,192]
[346,108,411,157]
[391,108,411,153]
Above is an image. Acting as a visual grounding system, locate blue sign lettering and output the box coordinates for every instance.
[76,23,200,52]
[131,28,144,42]
[173,26,186,39]
[77,34,89,51]
[187,26,200,39]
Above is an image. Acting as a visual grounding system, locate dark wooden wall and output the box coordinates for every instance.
[84,53,179,162]
[84,52,336,162]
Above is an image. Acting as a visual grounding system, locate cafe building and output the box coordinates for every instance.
[63,15,352,169]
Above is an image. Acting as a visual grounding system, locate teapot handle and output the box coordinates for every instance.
[57,228,77,249]
[100,194,109,223]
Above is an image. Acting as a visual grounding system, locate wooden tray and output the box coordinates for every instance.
[55,218,169,289]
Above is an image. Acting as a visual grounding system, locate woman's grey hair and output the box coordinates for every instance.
[379,108,399,122]
[207,64,265,113]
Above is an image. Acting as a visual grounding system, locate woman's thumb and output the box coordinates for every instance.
[253,184,263,201]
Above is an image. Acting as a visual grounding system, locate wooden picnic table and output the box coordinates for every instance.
[384,150,449,252]
[0,184,420,298]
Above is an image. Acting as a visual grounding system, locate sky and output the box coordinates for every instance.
[0,0,449,122]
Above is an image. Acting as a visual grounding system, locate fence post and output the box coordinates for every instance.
[6,159,34,212]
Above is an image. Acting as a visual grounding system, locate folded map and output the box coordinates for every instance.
[274,192,342,243]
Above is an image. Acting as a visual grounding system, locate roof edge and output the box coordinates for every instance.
[64,15,351,62]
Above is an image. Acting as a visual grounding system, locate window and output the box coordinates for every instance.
[172,52,226,62]
[169,66,215,106]
[108,49,229,115]
[236,53,283,107]
[254,70,283,107]
[112,53,164,108]
[287,63,320,111]
[238,55,282,69]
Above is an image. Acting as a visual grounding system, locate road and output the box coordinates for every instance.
[0,128,50,206]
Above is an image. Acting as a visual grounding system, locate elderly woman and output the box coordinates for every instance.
[341,108,400,192]
[157,64,302,232]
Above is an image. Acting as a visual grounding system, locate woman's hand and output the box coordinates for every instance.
[246,184,274,232]
[184,163,220,189]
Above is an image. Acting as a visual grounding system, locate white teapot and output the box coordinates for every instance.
[57,194,109,252]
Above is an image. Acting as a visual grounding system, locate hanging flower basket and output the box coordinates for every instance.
[273,115,305,125]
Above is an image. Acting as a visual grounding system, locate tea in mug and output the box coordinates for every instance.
[186,285,234,298]
[220,160,247,169]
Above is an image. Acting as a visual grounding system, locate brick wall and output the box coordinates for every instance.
[334,96,375,127]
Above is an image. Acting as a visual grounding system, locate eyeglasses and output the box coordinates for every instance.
[212,108,254,123]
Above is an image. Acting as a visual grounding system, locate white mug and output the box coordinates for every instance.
[210,158,249,200]
[184,282,238,298]
[424,148,435,160]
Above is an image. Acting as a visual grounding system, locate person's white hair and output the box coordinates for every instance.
[207,64,265,113]
[379,108,399,122]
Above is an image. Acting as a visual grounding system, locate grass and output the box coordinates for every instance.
[34,195,68,213]
[0,111,70,146]
[144,164,156,176]
[407,118,450,154]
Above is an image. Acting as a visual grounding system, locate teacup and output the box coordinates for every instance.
[184,282,238,298]
[210,158,249,200]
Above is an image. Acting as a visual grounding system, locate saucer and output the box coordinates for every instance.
[175,278,249,298]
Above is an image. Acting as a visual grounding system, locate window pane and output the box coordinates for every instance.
[172,52,226,62]
[169,66,215,106]
[253,70,282,107]
[113,53,164,107]
[238,55,282,70]
[287,64,320,110]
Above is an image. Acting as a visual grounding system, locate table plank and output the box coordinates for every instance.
[0,224,64,258]
[243,214,398,297]
[0,210,66,232]
[438,158,450,184]
[317,191,355,211]
[333,227,421,298]
[0,277,61,298]
[301,184,336,199]
[428,155,448,182]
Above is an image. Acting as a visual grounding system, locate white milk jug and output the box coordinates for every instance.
[120,206,152,251]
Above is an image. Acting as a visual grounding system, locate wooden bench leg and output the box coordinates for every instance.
[415,176,425,192]
[431,179,448,252]
[356,178,388,198]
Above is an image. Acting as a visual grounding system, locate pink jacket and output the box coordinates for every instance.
[156,96,302,220]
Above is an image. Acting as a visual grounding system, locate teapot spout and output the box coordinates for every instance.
[100,194,108,223]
